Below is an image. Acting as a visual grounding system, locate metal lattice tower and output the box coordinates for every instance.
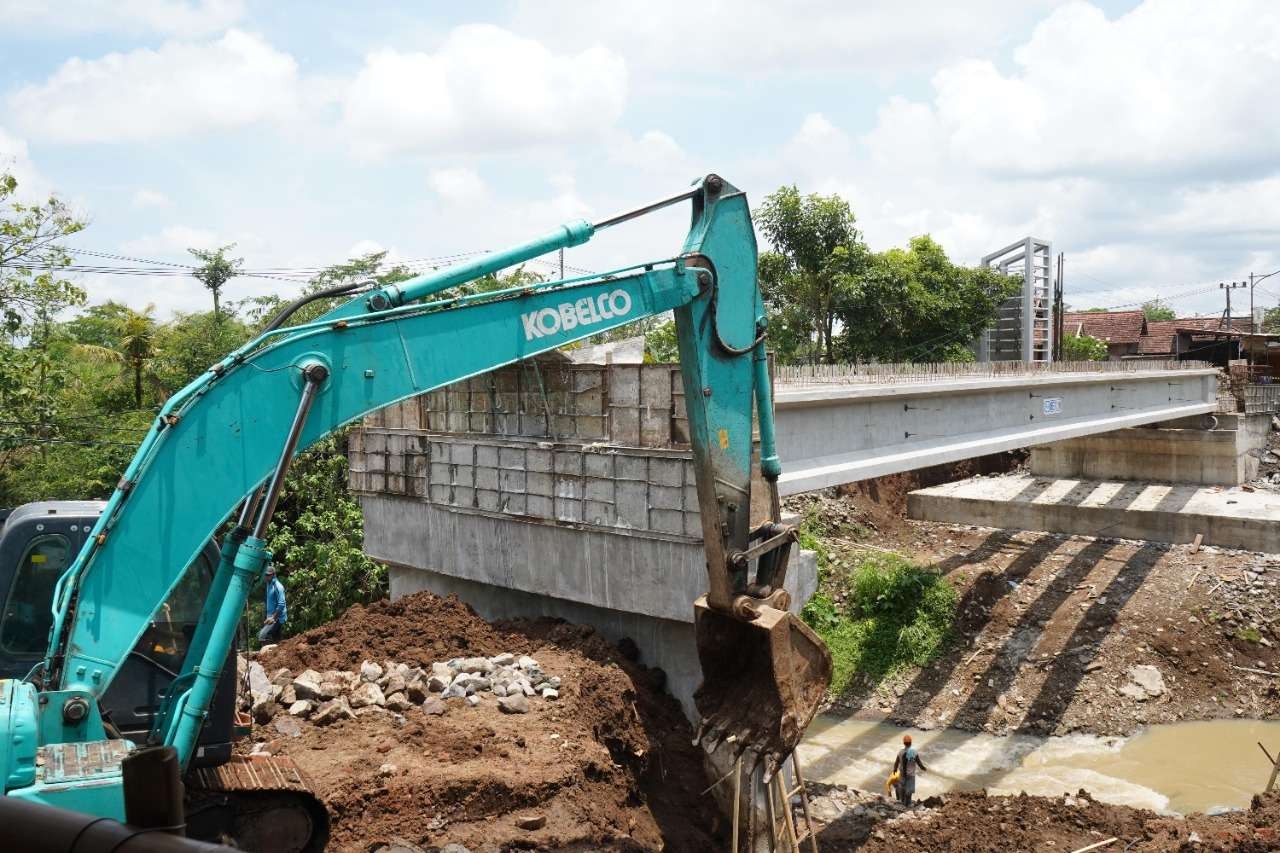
[978,237,1054,363]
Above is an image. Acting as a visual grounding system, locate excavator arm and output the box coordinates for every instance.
[2,175,829,825]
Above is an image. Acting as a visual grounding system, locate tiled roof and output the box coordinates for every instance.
[1136,317,1253,355]
[1172,315,1252,333]
[1061,310,1146,344]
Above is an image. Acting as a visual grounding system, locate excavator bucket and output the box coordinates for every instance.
[692,596,832,776]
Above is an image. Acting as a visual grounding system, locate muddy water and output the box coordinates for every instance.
[797,716,1280,815]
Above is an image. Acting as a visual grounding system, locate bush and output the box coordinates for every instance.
[801,552,957,694]
[1061,334,1108,361]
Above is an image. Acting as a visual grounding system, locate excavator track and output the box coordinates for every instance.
[185,754,329,853]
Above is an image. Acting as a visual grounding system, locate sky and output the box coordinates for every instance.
[2,0,1279,321]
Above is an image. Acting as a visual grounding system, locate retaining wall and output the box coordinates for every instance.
[349,359,816,719]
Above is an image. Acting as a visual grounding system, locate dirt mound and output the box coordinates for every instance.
[262,593,507,674]
[258,592,721,852]
[814,788,1280,852]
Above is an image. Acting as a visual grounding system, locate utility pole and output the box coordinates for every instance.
[1220,280,1246,329]
[1250,269,1280,332]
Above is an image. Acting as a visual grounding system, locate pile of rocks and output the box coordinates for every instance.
[243,653,560,725]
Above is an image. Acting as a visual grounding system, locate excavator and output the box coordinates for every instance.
[0,174,831,850]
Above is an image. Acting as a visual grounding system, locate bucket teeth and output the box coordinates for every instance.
[692,596,832,763]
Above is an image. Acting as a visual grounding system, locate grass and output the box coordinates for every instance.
[799,522,958,696]
[1239,626,1263,644]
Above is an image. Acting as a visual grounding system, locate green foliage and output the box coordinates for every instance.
[74,304,164,409]
[756,185,1015,365]
[154,310,253,392]
[756,187,865,364]
[188,243,242,319]
[801,552,957,695]
[1061,333,1109,361]
[836,236,1018,363]
[1239,626,1262,644]
[0,173,86,337]
[1141,299,1175,322]
[1262,305,1280,333]
[643,319,679,363]
[260,432,387,635]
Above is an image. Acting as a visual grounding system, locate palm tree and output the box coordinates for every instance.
[76,304,165,408]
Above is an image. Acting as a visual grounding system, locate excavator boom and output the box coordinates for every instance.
[0,175,830,842]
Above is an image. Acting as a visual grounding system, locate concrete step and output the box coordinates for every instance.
[908,473,1280,553]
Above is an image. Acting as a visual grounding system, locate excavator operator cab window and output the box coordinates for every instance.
[0,533,72,657]
[136,561,209,673]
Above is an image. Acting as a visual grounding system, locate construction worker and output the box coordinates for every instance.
[258,564,287,646]
[892,733,927,807]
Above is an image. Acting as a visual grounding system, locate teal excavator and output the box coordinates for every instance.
[0,175,831,850]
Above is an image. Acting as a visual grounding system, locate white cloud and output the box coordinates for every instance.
[10,29,300,143]
[609,130,691,175]
[514,0,1067,74]
[746,0,1280,318]
[132,188,170,207]
[121,225,221,256]
[341,24,627,157]
[0,0,243,37]
[916,0,1280,178]
[427,167,488,204]
[0,126,43,196]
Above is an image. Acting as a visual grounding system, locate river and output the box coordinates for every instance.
[797,715,1280,815]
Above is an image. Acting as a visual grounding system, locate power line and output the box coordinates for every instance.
[0,435,140,447]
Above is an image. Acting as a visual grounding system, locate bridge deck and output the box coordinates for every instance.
[773,364,1218,495]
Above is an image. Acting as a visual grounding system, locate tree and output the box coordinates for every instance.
[189,243,242,319]
[1061,334,1109,361]
[756,187,867,363]
[1262,305,1280,333]
[155,310,253,392]
[64,301,134,348]
[835,236,1017,363]
[1142,299,1175,322]
[0,173,87,488]
[0,173,85,336]
[75,304,164,409]
[643,319,679,363]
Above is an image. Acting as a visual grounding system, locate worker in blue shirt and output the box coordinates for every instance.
[892,733,928,807]
[258,564,286,645]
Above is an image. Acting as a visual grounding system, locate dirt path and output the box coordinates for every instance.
[254,592,721,852]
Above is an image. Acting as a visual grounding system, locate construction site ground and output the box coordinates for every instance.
[789,471,1280,736]
[242,462,1280,852]
[253,592,721,852]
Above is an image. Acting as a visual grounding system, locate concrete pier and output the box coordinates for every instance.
[349,358,817,719]
[1029,413,1270,486]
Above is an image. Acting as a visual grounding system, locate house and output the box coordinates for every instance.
[1132,316,1254,365]
[1061,310,1147,360]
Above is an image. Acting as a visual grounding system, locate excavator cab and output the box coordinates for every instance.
[0,502,237,766]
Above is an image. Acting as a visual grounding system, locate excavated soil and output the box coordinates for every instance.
[257,592,721,852]
[812,786,1280,852]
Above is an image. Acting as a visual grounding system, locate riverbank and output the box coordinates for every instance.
[799,716,1280,816]
[808,784,1280,852]
[788,488,1280,738]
